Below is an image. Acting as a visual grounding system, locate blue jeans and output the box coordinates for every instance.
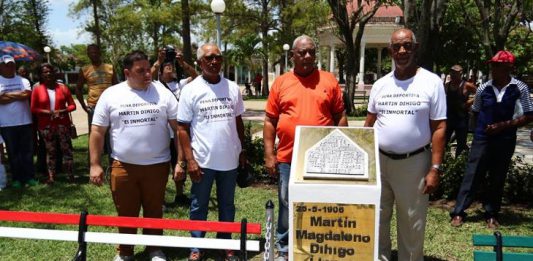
[451,138,516,219]
[276,163,291,254]
[190,168,238,252]
[0,124,34,183]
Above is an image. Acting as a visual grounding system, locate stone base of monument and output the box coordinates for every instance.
[288,126,381,261]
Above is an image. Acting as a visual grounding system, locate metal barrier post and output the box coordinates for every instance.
[240,218,248,260]
[494,231,503,261]
[264,200,275,261]
[73,210,88,261]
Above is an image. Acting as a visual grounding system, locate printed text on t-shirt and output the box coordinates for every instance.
[199,97,235,122]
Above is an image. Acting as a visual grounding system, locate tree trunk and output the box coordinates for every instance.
[344,31,357,115]
[261,0,269,97]
[336,49,346,84]
[92,0,101,48]
[181,0,193,64]
[403,0,418,29]
[417,0,433,70]
[152,24,159,54]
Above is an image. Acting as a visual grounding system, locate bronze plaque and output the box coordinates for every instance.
[293,202,375,261]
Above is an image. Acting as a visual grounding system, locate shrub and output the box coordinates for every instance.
[504,156,533,205]
[432,148,468,201]
[348,105,368,117]
[434,147,533,205]
[242,122,269,183]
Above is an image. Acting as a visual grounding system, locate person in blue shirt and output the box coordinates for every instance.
[450,50,533,229]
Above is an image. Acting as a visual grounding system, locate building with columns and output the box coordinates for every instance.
[317,2,404,89]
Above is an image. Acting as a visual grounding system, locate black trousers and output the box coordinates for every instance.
[451,137,516,219]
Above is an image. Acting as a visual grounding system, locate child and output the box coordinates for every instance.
[0,135,6,190]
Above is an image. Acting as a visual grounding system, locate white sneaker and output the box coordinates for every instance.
[149,249,167,261]
[112,255,133,261]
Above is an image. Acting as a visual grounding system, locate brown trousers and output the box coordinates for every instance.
[110,160,169,256]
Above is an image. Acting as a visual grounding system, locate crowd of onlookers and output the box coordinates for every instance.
[0,58,77,189]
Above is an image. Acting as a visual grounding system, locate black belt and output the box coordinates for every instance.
[379,144,431,160]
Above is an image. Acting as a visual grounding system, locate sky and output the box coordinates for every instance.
[48,0,91,47]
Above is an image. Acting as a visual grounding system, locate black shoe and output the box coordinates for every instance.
[174,194,191,206]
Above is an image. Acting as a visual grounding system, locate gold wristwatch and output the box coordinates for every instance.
[178,161,187,168]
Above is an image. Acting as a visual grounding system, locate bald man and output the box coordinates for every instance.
[177,43,245,261]
[364,29,447,260]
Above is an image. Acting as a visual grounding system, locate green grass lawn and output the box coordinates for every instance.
[0,135,531,260]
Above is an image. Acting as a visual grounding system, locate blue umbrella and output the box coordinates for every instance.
[0,41,42,62]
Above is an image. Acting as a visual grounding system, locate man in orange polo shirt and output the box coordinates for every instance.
[263,35,348,260]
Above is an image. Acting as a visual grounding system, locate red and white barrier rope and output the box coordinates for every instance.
[0,210,262,255]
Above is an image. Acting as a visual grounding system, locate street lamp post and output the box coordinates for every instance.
[283,44,290,72]
[43,46,51,63]
[210,0,225,49]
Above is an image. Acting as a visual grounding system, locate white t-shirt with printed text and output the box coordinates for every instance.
[0,75,32,127]
[92,81,178,165]
[159,79,189,101]
[177,76,245,171]
[158,79,190,139]
[368,68,447,153]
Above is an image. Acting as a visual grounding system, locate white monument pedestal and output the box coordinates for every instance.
[289,126,381,261]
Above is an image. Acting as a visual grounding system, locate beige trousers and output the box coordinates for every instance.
[378,150,431,261]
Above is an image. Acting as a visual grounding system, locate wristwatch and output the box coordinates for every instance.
[431,164,443,173]
[178,161,187,168]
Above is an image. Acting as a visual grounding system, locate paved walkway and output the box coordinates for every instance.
[72,99,532,164]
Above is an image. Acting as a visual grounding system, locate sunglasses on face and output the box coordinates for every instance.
[295,49,316,57]
[203,54,223,62]
[391,42,414,52]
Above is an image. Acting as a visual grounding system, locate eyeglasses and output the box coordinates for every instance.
[295,49,316,57]
[203,54,223,62]
[390,42,414,52]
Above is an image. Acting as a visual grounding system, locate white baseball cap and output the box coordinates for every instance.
[1,55,15,64]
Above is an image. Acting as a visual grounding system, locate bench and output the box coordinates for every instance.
[473,232,533,261]
[353,90,368,105]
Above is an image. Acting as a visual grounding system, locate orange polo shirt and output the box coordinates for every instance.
[265,70,345,163]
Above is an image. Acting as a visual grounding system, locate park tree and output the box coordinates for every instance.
[506,26,533,75]
[274,0,330,69]
[0,0,51,55]
[71,0,205,68]
[402,0,448,71]
[326,0,385,114]
[434,0,483,72]
[225,34,262,83]
[181,0,193,63]
[239,0,279,96]
[468,0,531,59]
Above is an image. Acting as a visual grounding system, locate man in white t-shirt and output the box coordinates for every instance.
[89,51,179,261]
[364,29,447,261]
[0,55,37,188]
[177,43,245,261]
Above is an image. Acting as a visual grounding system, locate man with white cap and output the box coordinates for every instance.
[0,55,37,188]
[450,50,533,228]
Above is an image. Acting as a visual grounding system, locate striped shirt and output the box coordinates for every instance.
[472,78,533,139]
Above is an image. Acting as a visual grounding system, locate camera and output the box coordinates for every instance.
[164,45,176,64]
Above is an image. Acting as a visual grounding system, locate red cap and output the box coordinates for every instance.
[487,50,515,64]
